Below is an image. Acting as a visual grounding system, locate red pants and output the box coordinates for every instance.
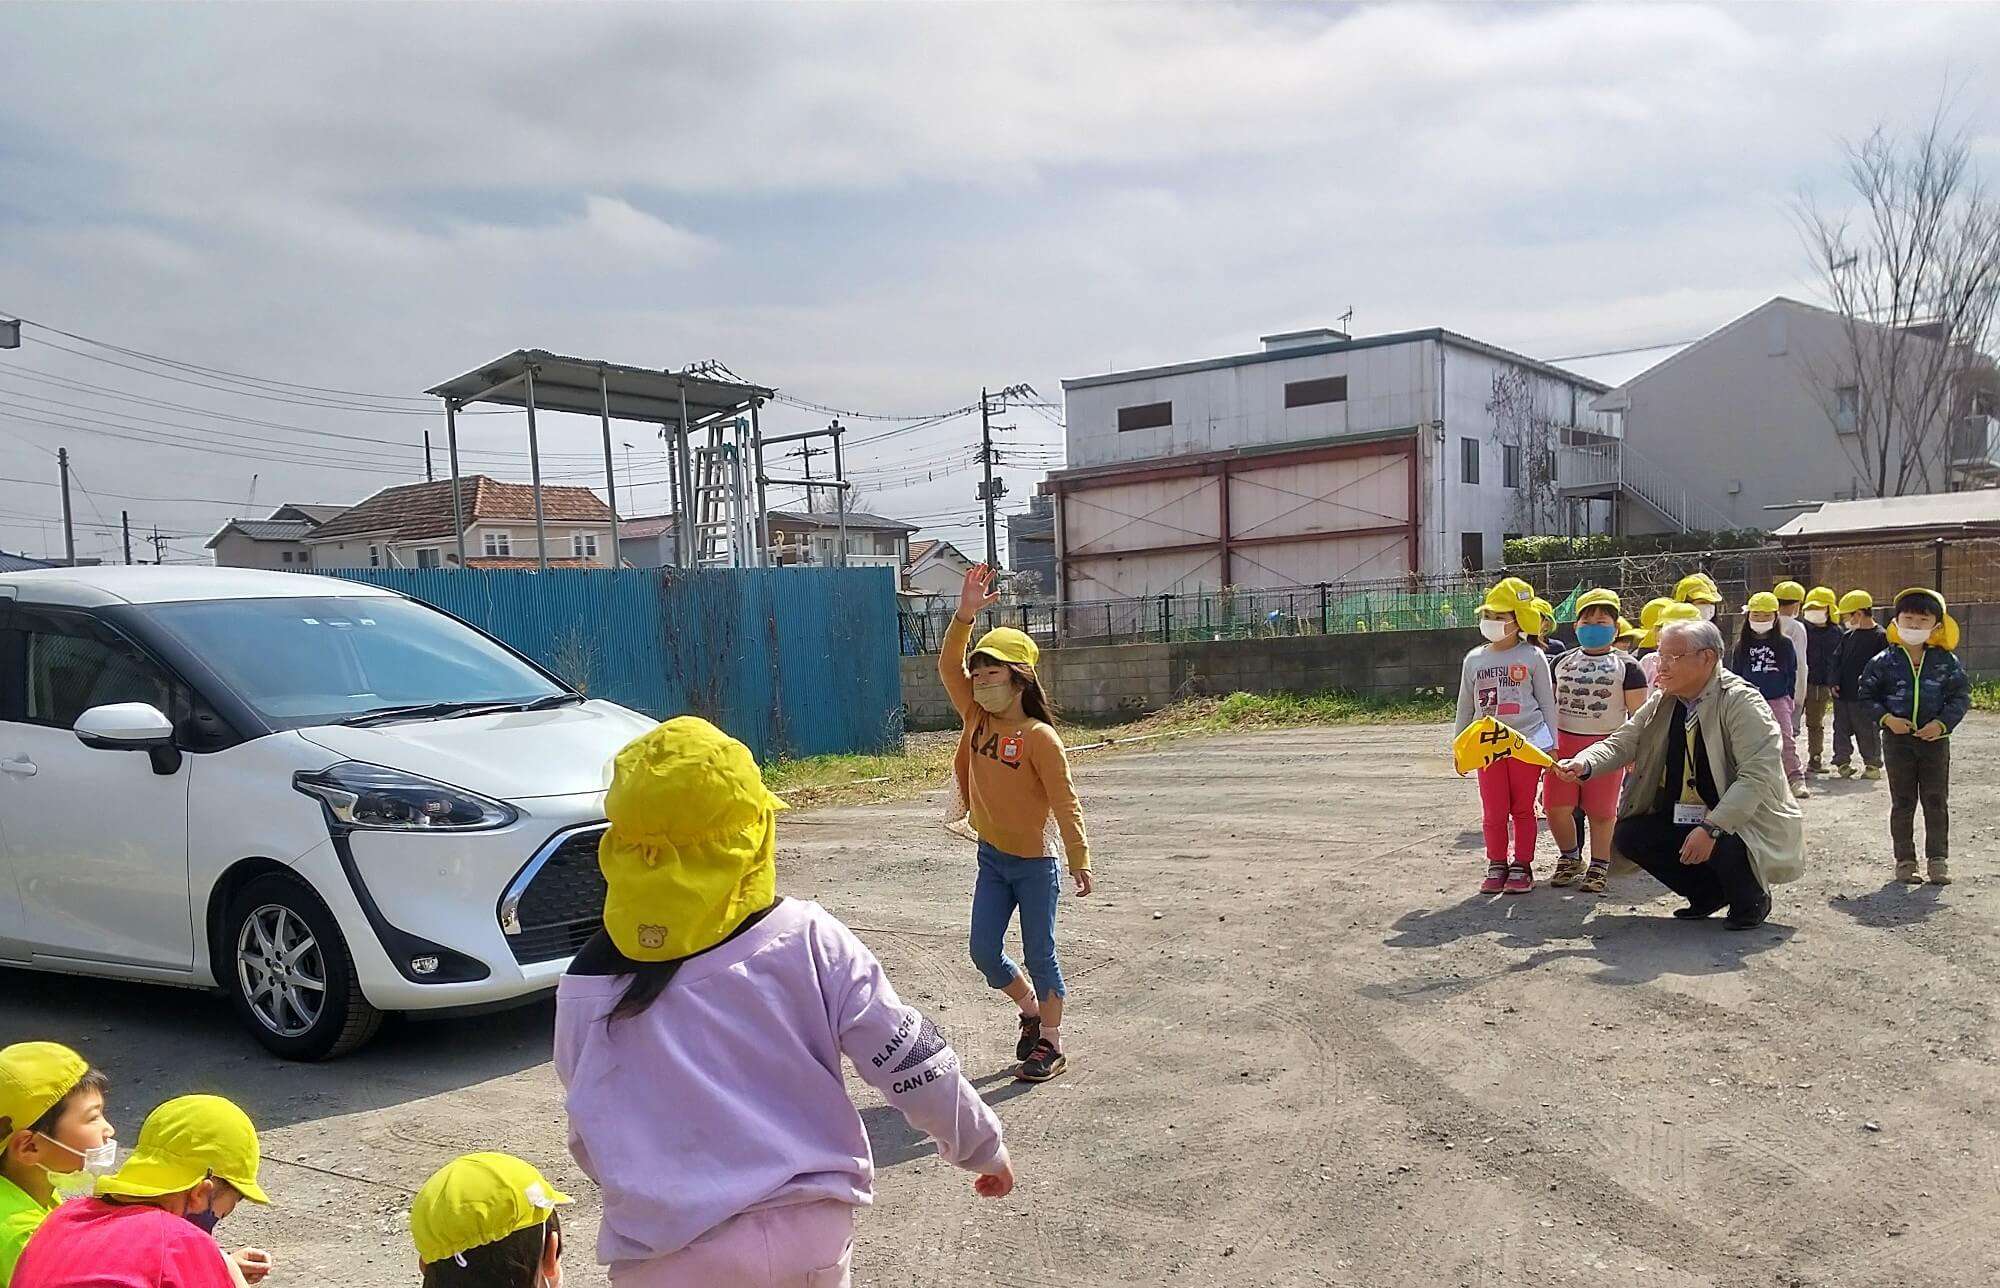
[1478,758,1545,865]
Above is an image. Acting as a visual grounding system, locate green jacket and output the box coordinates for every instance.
[1572,664,1806,889]
[0,1173,57,1285]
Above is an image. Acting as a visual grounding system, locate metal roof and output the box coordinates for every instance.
[206,519,316,548]
[0,550,55,572]
[616,515,677,540]
[1062,328,1609,395]
[427,350,774,425]
[1773,489,2000,539]
[0,566,396,608]
[767,508,917,533]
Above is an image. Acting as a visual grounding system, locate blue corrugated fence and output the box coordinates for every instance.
[325,566,901,760]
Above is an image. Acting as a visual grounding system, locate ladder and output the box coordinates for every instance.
[691,418,758,568]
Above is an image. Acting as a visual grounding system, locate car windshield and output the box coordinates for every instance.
[141,595,566,730]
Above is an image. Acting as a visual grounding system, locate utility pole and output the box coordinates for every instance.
[150,526,166,565]
[424,431,435,482]
[787,442,828,518]
[122,511,133,565]
[979,388,998,569]
[57,448,76,567]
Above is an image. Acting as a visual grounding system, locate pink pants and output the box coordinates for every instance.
[1768,696,1804,783]
[1478,758,1545,865]
[611,1201,855,1288]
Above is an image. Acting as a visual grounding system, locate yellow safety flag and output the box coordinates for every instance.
[1452,716,1557,776]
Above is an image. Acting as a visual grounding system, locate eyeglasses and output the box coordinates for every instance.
[1654,648,1712,666]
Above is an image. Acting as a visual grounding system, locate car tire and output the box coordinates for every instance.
[224,873,384,1061]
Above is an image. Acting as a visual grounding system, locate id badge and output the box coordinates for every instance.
[1673,802,1707,826]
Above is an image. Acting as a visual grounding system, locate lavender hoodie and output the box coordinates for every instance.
[554,899,1008,1267]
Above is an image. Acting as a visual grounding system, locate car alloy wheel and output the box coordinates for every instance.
[236,904,328,1038]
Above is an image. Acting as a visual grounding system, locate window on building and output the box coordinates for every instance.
[297,549,311,565]
[1117,401,1173,432]
[280,551,294,564]
[1460,532,1484,572]
[415,547,442,569]
[1835,385,1859,435]
[367,545,381,568]
[483,532,512,557]
[1283,375,1348,409]
[1502,445,1522,489]
[1460,437,1481,484]
[875,532,899,556]
[571,533,599,559]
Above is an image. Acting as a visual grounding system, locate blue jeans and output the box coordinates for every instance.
[969,841,1065,1000]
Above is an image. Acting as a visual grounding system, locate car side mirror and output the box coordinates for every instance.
[74,703,182,775]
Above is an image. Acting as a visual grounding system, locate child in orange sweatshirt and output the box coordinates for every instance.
[940,564,1093,1083]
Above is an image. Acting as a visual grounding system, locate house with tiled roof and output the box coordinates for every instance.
[207,503,348,570]
[767,508,916,572]
[302,476,615,569]
[904,537,975,598]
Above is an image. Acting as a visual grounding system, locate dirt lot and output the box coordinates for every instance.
[5,719,1997,1287]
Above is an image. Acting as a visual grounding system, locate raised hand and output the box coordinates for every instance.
[958,563,1001,621]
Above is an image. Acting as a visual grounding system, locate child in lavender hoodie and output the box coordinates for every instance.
[556,718,1011,1288]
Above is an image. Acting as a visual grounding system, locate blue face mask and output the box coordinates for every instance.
[1575,623,1618,650]
[185,1208,219,1234]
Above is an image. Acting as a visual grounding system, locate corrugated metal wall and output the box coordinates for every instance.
[324,567,901,761]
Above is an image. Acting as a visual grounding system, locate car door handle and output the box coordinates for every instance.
[0,758,36,778]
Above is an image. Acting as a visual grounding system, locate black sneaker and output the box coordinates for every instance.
[1018,1038,1067,1083]
[1015,1013,1042,1063]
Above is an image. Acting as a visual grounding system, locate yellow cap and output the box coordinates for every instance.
[969,627,1039,669]
[1639,597,1674,629]
[1480,577,1541,635]
[599,717,785,963]
[1804,586,1837,610]
[1745,591,1781,614]
[1673,573,1722,605]
[1615,617,1641,644]
[412,1153,572,1267]
[97,1095,267,1205]
[1886,587,1960,651]
[1774,580,1806,603]
[1530,598,1556,631]
[0,1042,88,1135]
[1575,588,1621,616]
[1837,589,1874,615]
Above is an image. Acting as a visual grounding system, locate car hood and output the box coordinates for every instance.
[297,700,658,801]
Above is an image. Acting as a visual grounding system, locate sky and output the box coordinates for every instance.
[2,1,1996,566]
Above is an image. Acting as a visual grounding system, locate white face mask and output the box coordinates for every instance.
[1478,619,1511,643]
[1804,608,1828,625]
[972,682,1016,714]
[1695,603,1716,621]
[1749,618,1776,635]
[1896,617,1934,642]
[40,1136,117,1199]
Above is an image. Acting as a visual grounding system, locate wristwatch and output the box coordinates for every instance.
[1698,821,1724,839]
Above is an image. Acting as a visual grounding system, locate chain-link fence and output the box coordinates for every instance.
[896,536,2000,654]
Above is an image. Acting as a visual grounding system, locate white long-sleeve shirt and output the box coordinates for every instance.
[1455,640,1558,751]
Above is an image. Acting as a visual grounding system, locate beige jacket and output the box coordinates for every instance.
[1572,664,1805,888]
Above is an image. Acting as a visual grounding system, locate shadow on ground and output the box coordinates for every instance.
[1829,880,1947,929]
[1375,893,1796,990]
[0,966,554,1132]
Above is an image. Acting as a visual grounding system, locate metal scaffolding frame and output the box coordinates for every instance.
[426,350,774,569]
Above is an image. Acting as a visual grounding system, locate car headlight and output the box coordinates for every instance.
[294,763,517,831]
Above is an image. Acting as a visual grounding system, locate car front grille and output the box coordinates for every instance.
[502,825,608,965]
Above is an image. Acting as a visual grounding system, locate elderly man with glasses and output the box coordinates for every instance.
[1552,618,1804,929]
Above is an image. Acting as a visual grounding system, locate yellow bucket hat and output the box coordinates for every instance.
[412,1153,572,1267]
[1745,591,1781,614]
[1479,577,1541,635]
[1673,573,1722,605]
[1886,587,1960,651]
[97,1095,267,1205]
[1837,589,1874,616]
[1774,580,1806,603]
[1647,600,1704,647]
[1615,617,1641,646]
[0,1042,88,1135]
[1575,588,1621,616]
[1637,596,1674,646]
[1530,598,1556,633]
[970,626,1039,669]
[599,717,786,963]
[1804,586,1838,610]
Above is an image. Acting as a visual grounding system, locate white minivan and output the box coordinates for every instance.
[0,567,656,1059]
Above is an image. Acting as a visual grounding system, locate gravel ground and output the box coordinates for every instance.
[5,718,1996,1287]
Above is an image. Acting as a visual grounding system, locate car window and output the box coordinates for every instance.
[13,610,189,729]
[140,595,563,729]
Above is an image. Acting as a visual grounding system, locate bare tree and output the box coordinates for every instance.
[1487,368,1564,535]
[1796,105,2000,496]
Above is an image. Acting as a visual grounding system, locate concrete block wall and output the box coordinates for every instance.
[902,642,1175,731]
[1951,602,1999,679]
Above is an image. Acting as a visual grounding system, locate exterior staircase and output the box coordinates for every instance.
[1557,439,1738,534]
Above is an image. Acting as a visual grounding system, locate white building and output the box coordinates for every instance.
[303,476,615,569]
[766,509,915,572]
[1053,327,1616,600]
[206,503,346,570]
